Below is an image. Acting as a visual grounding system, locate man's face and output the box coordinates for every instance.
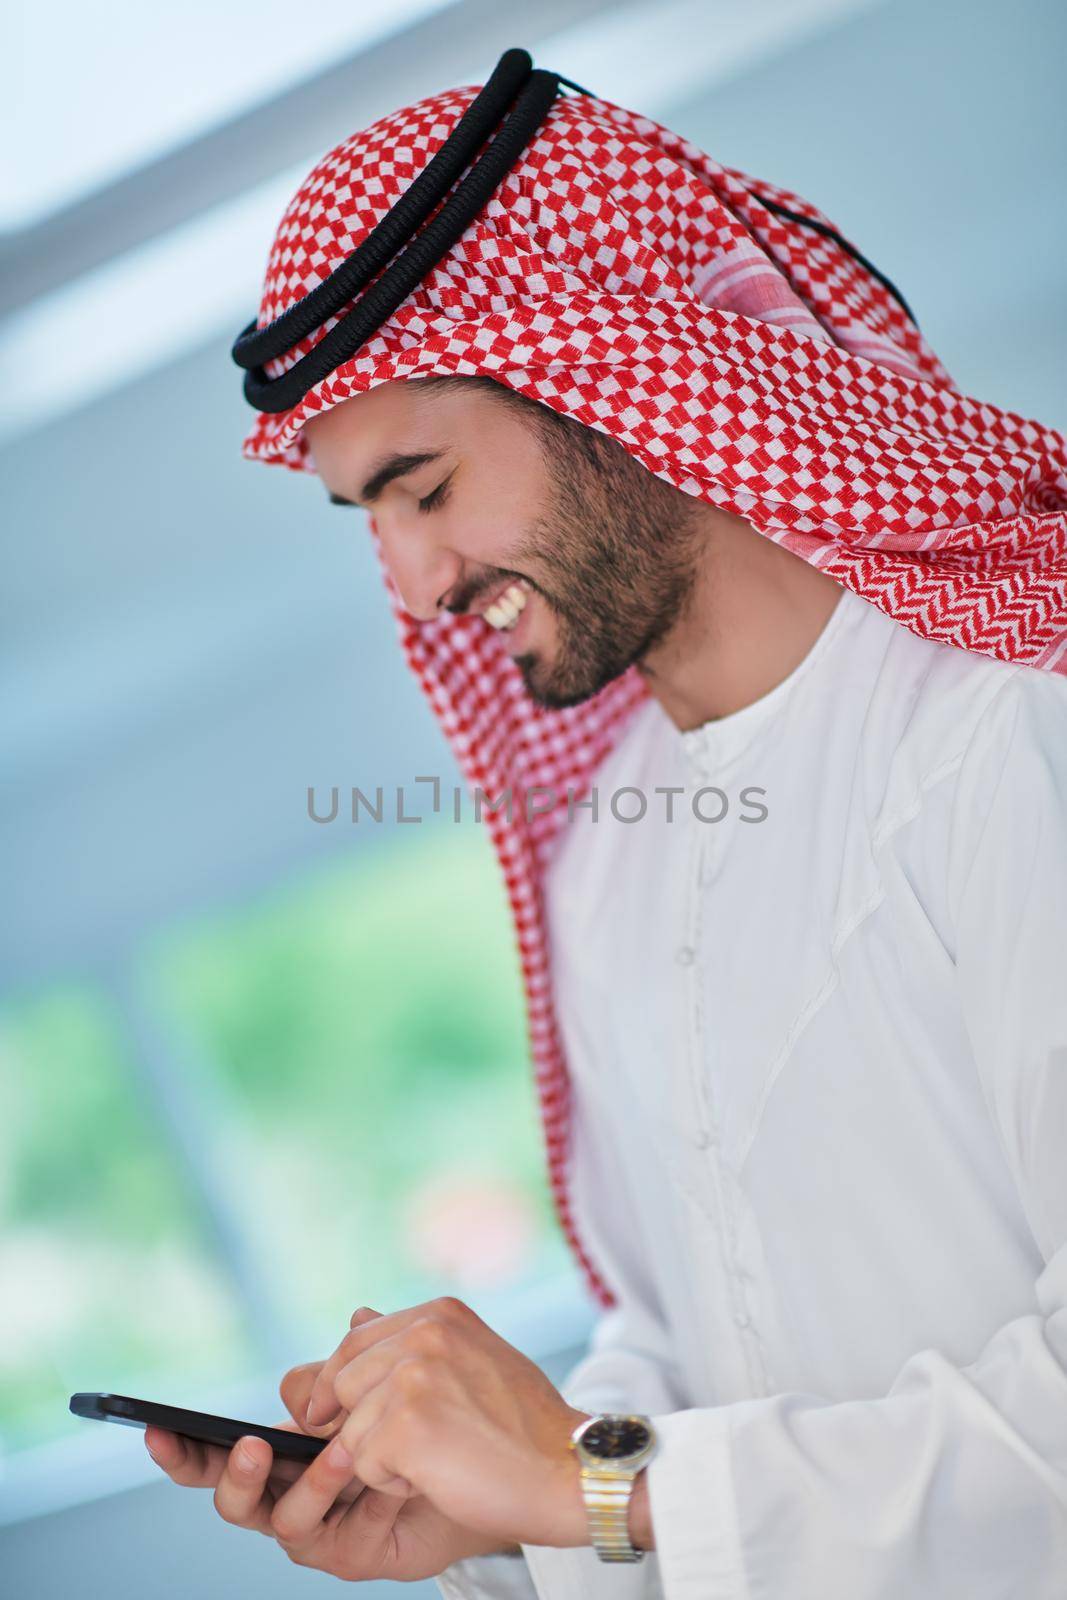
[303,378,704,710]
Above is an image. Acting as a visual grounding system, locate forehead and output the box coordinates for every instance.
[300,378,530,490]
[306,379,495,473]
[302,379,430,461]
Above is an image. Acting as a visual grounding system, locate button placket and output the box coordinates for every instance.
[685,759,726,1151]
[681,809,717,1150]
[684,745,768,1391]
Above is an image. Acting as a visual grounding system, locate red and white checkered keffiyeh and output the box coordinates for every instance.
[242,83,1067,1307]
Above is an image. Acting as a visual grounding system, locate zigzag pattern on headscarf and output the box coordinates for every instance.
[242,83,1067,1305]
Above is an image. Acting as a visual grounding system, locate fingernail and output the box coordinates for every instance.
[238,1440,262,1471]
[307,1397,334,1428]
[327,1438,353,1471]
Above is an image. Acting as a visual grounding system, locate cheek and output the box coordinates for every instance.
[527,589,561,652]
[456,486,545,576]
[460,517,511,567]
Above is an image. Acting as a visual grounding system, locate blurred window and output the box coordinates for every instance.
[0,822,569,1460]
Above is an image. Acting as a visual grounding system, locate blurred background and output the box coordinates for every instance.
[2,0,1064,1593]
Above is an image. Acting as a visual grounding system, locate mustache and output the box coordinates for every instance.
[444,567,547,615]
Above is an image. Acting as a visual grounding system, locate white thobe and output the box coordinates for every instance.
[437,585,1067,1600]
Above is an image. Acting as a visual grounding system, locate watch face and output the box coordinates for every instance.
[580,1417,652,1460]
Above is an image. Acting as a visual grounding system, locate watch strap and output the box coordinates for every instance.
[579,1466,645,1562]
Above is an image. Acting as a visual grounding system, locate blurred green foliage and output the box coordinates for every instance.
[9,989,193,1240]
[0,821,566,1460]
[0,991,249,1454]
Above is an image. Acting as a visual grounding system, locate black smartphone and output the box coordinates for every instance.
[69,1392,328,1465]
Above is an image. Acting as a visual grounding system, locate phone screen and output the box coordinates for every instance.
[69,1392,327,1465]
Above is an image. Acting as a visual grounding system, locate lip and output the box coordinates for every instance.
[469,576,525,619]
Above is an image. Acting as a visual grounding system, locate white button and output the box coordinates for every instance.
[734,1309,751,1330]
[675,945,695,967]
[694,1128,719,1150]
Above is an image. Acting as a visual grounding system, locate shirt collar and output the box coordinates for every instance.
[670,584,861,775]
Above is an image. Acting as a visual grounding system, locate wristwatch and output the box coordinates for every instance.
[568,1413,659,1562]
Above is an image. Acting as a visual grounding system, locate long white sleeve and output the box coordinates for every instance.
[645,669,1067,1598]
[437,1063,687,1600]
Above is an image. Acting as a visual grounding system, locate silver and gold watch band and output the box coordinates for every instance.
[569,1413,658,1564]
[577,1465,646,1562]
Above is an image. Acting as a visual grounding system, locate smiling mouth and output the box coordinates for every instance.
[481,578,531,632]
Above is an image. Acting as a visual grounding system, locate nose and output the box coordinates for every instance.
[373,516,463,622]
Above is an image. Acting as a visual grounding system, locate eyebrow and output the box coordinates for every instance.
[327,449,446,508]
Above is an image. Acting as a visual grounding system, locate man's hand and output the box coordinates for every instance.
[143,1307,530,1581]
[303,1294,591,1548]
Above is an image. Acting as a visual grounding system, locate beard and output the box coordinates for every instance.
[506,418,705,709]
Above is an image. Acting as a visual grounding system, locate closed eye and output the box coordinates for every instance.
[418,474,453,515]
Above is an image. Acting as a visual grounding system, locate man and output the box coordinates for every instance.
[146,57,1067,1598]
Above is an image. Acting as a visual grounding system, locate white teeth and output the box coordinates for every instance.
[484,581,529,631]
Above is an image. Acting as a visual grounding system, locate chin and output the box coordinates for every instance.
[515,651,576,710]
[517,651,629,712]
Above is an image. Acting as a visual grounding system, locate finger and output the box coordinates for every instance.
[212,1436,277,1534]
[143,1423,322,1501]
[329,1328,425,1420]
[331,1382,410,1496]
[279,1362,323,1424]
[305,1307,384,1426]
[262,1421,366,1505]
[279,1363,343,1439]
[267,1428,373,1546]
[145,1427,231,1488]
